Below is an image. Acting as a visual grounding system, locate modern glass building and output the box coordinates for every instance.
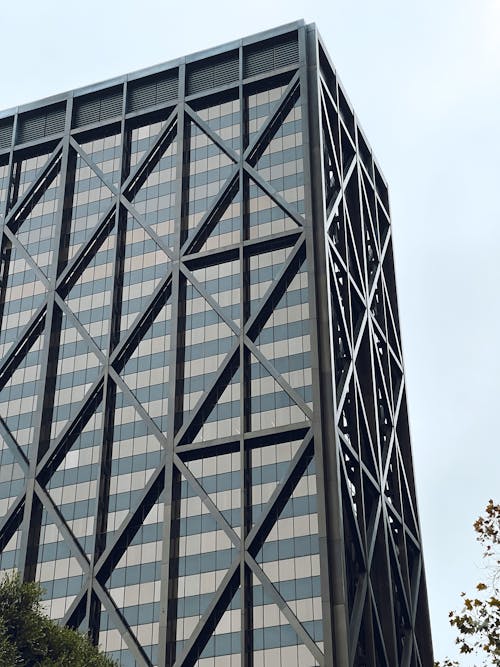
[0,21,433,666]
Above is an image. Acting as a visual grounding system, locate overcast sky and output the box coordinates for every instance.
[1,1,499,663]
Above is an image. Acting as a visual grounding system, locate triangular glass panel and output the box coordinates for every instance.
[344,182,366,298]
[65,222,115,352]
[252,572,322,664]
[175,470,238,659]
[248,179,300,240]
[357,388,380,484]
[130,119,165,171]
[9,149,52,205]
[36,507,86,621]
[382,276,402,361]
[370,523,397,666]
[370,277,386,338]
[51,309,103,442]
[373,607,390,667]
[185,450,241,530]
[247,82,290,147]
[0,246,46,358]
[337,375,357,446]
[341,453,365,619]
[387,509,408,595]
[254,91,305,215]
[350,277,366,346]
[374,339,394,433]
[132,131,177,251]
[362,474,381,545]
[0,527,22,573]
[197,185,241,253]
[377,200,390,249]
[250,439,302,526]
[119,211,171,338]
[192,366,241,444]
[328,259,351,398]
[191,258,240,327]
[354,598,375,666]
[195,585,241,663]
[14,161,61,275]
[249,354,307,432]
[255,256,312,407]
[254,456,322,645]
[340,123,356,174]
[321,82,342,167]
[361,186,379,291]
[182,280,237,421]
[328,202,347,260]
[390,549,411,664]
[321,106,341,215]
[46,401,104,559]
[399,458,419,542]
[193,94,241,154]
[361,168,379,240]
[405,533,421,595]
[185,120,235,241]
[384,442,401,514]
[106,386,163,537]
[382,242,401,331]
[107,490,164,666]
[0,432,25,521]
[67,151,115,261]
[98,609,138,667]
[78,132,122,187]
[120,291,171,434]
[353,329,376,442]
[0,332,45,459]
[341,444,363,524]
[374,359,393,462]
[248,245,294,317]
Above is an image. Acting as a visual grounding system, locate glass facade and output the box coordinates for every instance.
[0,22,433,667]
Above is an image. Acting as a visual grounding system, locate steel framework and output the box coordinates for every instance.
[0,21,433,666]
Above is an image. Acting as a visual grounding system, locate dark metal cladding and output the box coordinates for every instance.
[0,21,433,666]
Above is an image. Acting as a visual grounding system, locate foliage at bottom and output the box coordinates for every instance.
[0,572,116,667]
[435,500,500,666]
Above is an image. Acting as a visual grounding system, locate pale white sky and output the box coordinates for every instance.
[1,1,499,663]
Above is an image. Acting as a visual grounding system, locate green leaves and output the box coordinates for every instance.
[0,572,116,667]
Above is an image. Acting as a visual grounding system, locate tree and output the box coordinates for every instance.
[435,500,500,666]
[0,571,116,666]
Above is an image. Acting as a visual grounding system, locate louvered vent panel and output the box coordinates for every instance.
[0,119,13,150]
[127,71,178,112]
[156,75,178,103]
[187,51,239,95]
[213,58,239,86]
[274,39,299,69]
[73,87,123,128]
[100,92,122,120]
[245,45,274,78]
[244,33,299,78]
[18,103,66,144]
[45,106,66,135]
[74,97,101,127]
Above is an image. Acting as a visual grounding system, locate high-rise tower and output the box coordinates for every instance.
[0,21,433,666]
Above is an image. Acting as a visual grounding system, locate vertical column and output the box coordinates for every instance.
[86,84,129,641]
[158,62,186,667]
[0,115,18,363]
[238,43,253,667]
[301,24,350,665]
[18,98,74,582]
